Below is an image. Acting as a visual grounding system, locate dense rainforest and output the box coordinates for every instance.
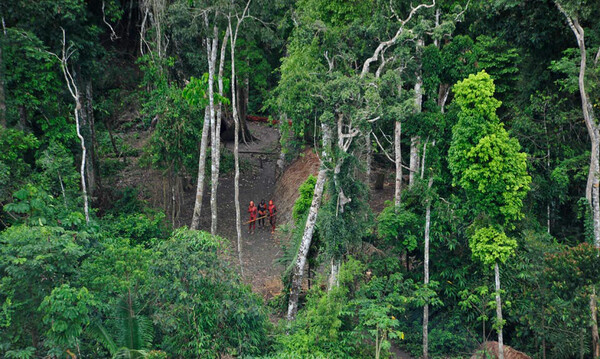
[1,0,599,358]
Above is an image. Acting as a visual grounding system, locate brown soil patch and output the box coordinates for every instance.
[471,341,532,359]
[274,148,320,224]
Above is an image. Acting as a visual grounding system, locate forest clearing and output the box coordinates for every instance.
[1,0,600,358]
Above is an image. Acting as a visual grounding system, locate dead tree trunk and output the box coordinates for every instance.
[287,122,331,320]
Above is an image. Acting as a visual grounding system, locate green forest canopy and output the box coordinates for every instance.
[1,0,600,358]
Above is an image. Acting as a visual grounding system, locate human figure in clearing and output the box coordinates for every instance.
[258,199,267,229]
[248,201,258,234]
[268,200,277,234]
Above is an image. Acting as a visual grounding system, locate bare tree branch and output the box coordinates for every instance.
[102,1,120,41]
[361,0,435,78]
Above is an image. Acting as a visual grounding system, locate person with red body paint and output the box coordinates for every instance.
[268,200,277,234]
[248,201,258,234]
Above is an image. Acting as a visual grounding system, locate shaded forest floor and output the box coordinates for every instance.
[113,122,287,299]
[110,120,413,357]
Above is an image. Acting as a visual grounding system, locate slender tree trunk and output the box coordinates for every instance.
[395,121,402,207]
[365,131,372,185]
[191,107,210,230]
[495,262,505,359]
[554,2,600,247]
[409,38,424,187]
[206,29,219,235]
[83,80,100,198]
[554,7,600,353]
[287,123,331,320]
[74,95,89,223]
[423,176,433,359]
[228,3,250,275]
[328,258,340,291]
[209,27,229,235]
[56,30,89,224]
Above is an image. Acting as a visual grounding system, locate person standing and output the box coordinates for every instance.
[258,199,267,229]
[248,201,258,234]
[268,199,277,234]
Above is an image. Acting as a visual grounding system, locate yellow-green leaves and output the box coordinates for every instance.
[449,71,531,227]
[470,226,517,268]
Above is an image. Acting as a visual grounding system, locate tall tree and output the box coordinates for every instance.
[449,71,530,359]
[228,0,252,276]
[553,1,600,355]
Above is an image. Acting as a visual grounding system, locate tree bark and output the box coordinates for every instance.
[228,1,251,276]
[287,123,331,321]
[395,120,402,208]
[209,26,229,235]
[55,30,89,223]
[554,6,600,353]
[191,107,210,230]
[82,80,101,198]
[365,131,372,185]
[554,1,600,248]
[328,258,340,291]
[495,262,505,359]
[423,176,433,359]
[206,28,219,235]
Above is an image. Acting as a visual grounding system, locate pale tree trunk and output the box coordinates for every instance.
[365,131,372,185]
[209,27,230,235]
[554,1,600,248]
[495,262,505,359]
[190,107,210,229]
[409,38,424,187]
[206,27,218,235]
[52,30,89,224]
[554,6,600,355]
[423,176,433,359]
[287,122,331,321]
[438,83,450,114]
[395,120,402,208]
[228,1,251,275]
[328,258,340,291]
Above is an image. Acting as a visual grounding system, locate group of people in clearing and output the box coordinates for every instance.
[247,199,277,234]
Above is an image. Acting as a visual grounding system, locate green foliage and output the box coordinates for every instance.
[151,228,269,357]
[473,35,521,95]
[39,285,92,353]
[292,174,317,222]
[377,202,421,252]
[102,212,170,247]
[0,225,85,355]
[449,71,531,226]
[0,128,39,202]
[461,128,531,225]
[470,227,517,268]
